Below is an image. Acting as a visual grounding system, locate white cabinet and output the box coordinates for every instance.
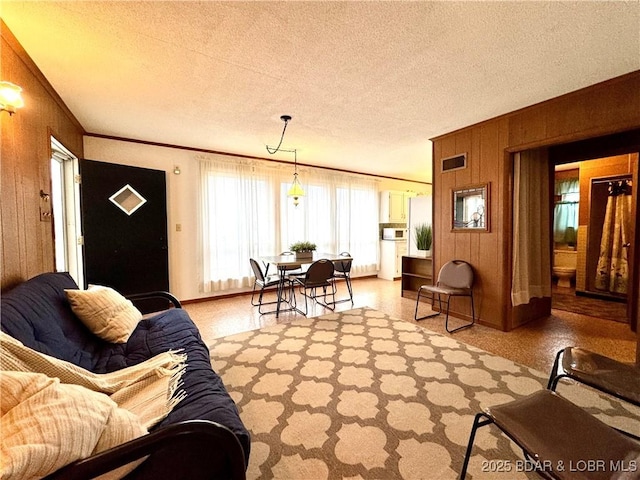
[378,240,407,280]
[380,191,416,223]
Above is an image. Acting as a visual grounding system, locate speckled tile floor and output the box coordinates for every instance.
[185,277,637,373]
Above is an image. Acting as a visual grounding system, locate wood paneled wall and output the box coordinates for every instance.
[431,71,640,331]
[433,118,510,330]
[1,21,84,290]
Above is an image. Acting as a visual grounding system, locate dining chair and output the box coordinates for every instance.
[273,251,307,301]
[291,259,335,316]
[414,259,475,333]
[281,251,305,274]
[249,258,283,314]
[263,252,302,277]
[331,252,353,305]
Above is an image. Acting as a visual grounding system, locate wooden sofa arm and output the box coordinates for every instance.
[126,291,182,308]
[125,291,182,314]
[43,420,246,480]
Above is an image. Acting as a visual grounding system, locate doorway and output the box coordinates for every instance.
[80,159,169,297]
[50,136,84,287]
[551,149,638,324]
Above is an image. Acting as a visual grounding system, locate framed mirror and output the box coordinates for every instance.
[452,183,490,231]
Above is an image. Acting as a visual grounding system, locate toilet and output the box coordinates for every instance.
[553,249,577,288]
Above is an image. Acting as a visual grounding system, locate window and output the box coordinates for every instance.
[198,156,379,292]
[553,178,579,246]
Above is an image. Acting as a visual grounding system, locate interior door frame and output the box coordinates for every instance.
[79,159,169,295]
[549,135,639,332]
[49,134,84,287]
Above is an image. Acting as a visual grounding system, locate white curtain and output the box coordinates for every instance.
[198,157,279,292]
[511,150,552,306]
[198,155,379,293]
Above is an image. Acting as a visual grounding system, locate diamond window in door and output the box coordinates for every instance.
[108,184,147,215]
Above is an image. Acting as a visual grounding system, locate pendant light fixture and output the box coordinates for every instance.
[287,149,304,207]
[266,115,291,154]
[266,115,305,206]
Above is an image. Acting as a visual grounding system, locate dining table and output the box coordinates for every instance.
[260,252,353,317]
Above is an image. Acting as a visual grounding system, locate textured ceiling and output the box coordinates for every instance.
[2,1,639,182]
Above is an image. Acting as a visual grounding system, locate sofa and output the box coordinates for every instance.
[1,272,250,479]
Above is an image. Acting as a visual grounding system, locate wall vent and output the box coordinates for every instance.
[442,153,467,173]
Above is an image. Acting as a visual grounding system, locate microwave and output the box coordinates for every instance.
[383,228,408,240]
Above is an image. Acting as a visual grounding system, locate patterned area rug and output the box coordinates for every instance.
[209,307,639,479]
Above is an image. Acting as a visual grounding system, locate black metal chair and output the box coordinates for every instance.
[460,390,640,480]
[249,258,283,314]
[331,252,353,305]
[279,251,304,273]
[278,251,306,296]
[548,346,640,439]
[292,259,335,316]
[414,259,475,333]
[548,347,640,406]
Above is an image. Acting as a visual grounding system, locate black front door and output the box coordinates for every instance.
[80,159,169,295]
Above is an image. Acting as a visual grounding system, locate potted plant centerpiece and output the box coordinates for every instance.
[290,241,317,260]
[414,223,432,257]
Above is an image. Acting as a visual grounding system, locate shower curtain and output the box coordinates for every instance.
[594,180,632,295]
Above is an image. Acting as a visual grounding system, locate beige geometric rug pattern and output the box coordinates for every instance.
[209,307,639,479]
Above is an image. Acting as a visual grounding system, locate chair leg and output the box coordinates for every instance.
[345,274,353,304]
[327,282,336,309]
[293,285,310,316]
[323,285,335,310]
[251,281,270,307]
[257,286,271,314]
[289,280,296,308]
[251,283,258,306]
[547,349,565,390]
[257,285,281,315]
[316,284,335,311]
[253,280,292,316]
[445,293,475,333]
[329,275,353,305]
[414,287,423,320]
[460,413,494,479]
[415,287,435,321]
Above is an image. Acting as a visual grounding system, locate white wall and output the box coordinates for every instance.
[84,136,431,301]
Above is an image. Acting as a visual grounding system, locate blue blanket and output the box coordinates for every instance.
[1,272,250,464]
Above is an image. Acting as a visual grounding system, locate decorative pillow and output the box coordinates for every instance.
[65,285,142,343]
[0,371,147,480]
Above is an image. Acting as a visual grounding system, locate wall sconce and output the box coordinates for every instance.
[0,81,25,115]
[173,166,181,175]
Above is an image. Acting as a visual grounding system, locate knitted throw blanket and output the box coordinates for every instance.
[0,332,187,428]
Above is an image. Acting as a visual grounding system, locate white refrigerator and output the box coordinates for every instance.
[407,195,432,256]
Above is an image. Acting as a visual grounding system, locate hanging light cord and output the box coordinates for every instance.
[266,115,291,154]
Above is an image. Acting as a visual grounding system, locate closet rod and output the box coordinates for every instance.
[591,176,632,185]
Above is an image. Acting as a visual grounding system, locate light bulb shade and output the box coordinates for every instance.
[0,81,24,115]
[287,176,305,198]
